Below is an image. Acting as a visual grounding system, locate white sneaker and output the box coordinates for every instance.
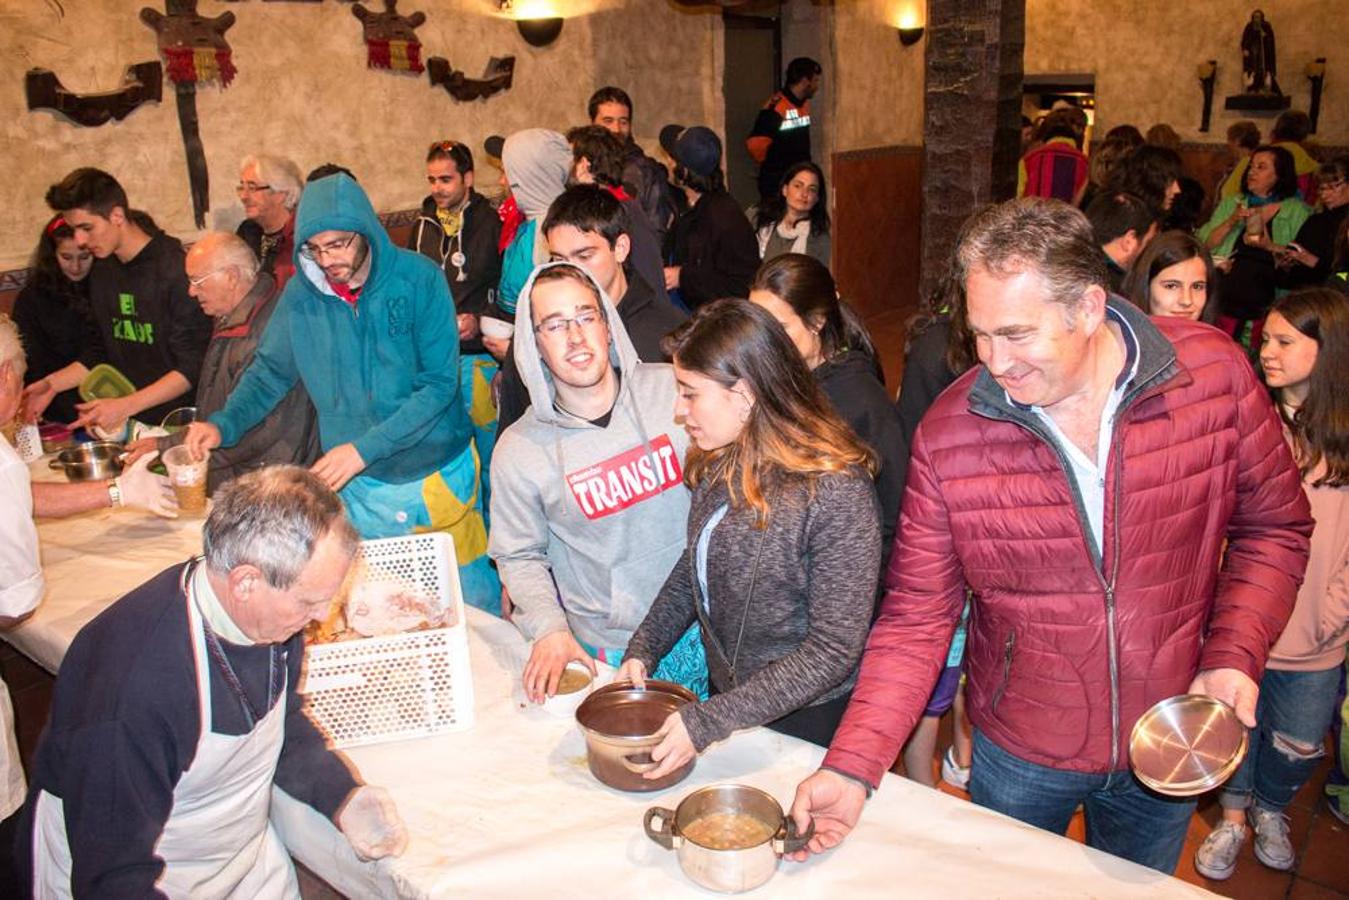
[1194,820,1247,881]
[940,745,970,791]
[1249,806,1295,871]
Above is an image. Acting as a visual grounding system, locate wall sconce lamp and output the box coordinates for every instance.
[898,26,924,47]
[500,0,563,48]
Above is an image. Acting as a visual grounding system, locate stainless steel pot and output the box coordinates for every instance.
[48,442,125,482]
[575,680,696,792]
[644,784,814,894]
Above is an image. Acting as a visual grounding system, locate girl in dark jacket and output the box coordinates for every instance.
[11,216,93,424]
[748,253,904,571]
[621,298,881,778]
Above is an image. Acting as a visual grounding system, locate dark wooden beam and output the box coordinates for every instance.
[920,0,1026,301]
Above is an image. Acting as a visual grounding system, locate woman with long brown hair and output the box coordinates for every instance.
[1196,287,1349,880]
[620,298,882,776]
[748,253,904,571]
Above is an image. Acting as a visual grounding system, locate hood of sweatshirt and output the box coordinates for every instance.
[293,173,395,299]
[502,129,570,220]
[511,261,643,429]
[489,261,691,651]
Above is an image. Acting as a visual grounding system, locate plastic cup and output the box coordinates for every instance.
[160,407,197,433]
[162,445,209,515]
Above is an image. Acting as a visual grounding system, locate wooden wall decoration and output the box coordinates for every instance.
[25,62,163,127]
[427,56,515,101]
[352,0,426,74]
[140,0,237,227]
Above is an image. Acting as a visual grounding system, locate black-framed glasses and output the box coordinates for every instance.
[236,182,273,195]
[299,233,359,261]
[534,307,604,337]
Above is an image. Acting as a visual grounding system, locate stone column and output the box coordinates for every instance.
[920,0,1025,301]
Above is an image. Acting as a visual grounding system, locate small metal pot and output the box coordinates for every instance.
[575,680,696,792]
[644,784,814,894]
[48,442,125,482]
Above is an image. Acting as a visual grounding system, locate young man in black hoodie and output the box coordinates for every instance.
[495,186,686,433]
[23,169,210,433]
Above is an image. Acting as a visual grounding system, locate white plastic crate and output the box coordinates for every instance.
[300,532,475,748]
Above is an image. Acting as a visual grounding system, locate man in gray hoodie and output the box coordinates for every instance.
[489,261,704,702]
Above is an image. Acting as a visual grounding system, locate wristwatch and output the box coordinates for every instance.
[107,479,123,508]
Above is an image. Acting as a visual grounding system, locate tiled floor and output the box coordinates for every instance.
[6,638,1344,898]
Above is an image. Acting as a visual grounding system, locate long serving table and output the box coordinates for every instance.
[10,461,1215,898]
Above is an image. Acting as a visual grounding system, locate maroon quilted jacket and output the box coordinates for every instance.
[824,303,1313,785]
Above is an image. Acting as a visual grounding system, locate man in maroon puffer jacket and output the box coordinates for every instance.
[789,198,1313,874]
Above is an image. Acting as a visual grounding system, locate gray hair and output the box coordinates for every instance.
[953,198,1108,310]
[195,231,261,283]
[203,466,358,589]
[0,315,26,378]
[240,154,304,211]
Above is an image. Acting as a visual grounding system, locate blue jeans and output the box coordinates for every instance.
[1221,665,1341,813]
[970,730,1194,873]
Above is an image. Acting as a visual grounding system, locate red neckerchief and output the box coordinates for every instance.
[329,278,362,308]
[497,195,524,253]
[604,185,632,203]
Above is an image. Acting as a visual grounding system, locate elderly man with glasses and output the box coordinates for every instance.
[125,233,319,491]
[185,174,501,614]
[234,155,304,288]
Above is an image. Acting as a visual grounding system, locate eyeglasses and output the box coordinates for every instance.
[534,307,604,337]
[1318,179,1346,191]
[236,182,274,195]
[299,233,359,261]
[188,268,228,287]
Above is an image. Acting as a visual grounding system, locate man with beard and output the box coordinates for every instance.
[185,174,501,613]
[490,262,704,702]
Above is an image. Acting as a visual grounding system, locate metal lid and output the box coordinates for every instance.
[575,680,695,742]
[1129,694,1248,796]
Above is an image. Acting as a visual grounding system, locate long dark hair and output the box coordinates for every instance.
[30,214,89,299]
[750,253,876,367]
[1122,230,1220,324]
[754,161,830,237]
[1267,288,1349,487]
[665,298,875,524]
[1242,145,1300,201]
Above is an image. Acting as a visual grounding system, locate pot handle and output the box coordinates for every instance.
[48,458,65,470]
[774,815,815,855]
[643,806,678,850]
[620,752,660,774]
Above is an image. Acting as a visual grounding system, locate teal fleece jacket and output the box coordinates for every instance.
[209,174,468,484]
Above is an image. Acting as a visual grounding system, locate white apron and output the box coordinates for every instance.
[32,577,299,898]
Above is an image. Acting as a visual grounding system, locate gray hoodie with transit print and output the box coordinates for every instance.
[488,262,692,652]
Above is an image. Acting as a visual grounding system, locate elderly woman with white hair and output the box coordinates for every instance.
[0,314,173,891]
[235,154,304,287]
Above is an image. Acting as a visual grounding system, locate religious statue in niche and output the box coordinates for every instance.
[140,0,237,228]
[427,56,515,102]
[26,61,163,127]
[353,0,426,74]
[1241,9,1280,94]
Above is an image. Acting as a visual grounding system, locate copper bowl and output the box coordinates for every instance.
[575,680,696,792]
[1129,694,1248,796]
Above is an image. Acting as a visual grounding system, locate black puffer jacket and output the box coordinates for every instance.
[814,349,906,570]
[670,190,759,309]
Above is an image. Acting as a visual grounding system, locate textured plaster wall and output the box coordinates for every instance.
[831,0,926,152]
[0,0,724,269]
[1026,0,1347,145]
[829,0,1347,156]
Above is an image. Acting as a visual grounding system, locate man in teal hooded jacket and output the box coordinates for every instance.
[185,174,499,612]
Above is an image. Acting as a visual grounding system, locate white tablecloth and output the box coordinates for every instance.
[11,461,1214,898]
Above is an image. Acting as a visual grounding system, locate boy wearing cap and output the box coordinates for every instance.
[659,125,759,310]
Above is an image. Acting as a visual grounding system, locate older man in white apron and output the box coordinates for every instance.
[21,466,406,896]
